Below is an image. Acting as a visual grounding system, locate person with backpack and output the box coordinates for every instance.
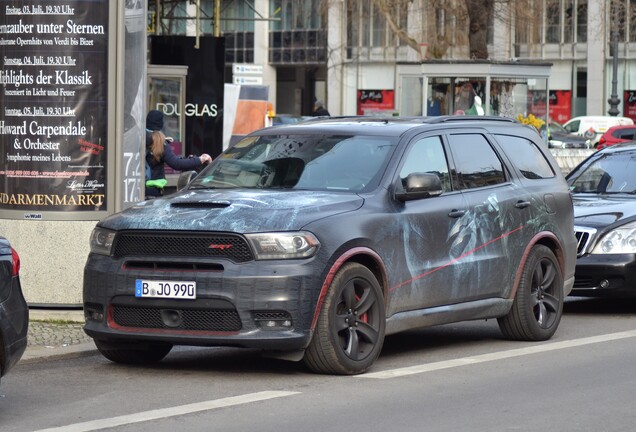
[144,110,212,199]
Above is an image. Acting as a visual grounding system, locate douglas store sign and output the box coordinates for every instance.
[156,102,219,117]
[0,0,109,213]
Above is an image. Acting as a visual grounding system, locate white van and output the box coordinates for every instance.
[563,116,634,146]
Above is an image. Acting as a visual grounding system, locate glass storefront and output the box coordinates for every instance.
[398,61,551,131]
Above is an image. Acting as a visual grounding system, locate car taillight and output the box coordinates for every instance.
[599,136,606,145]
[11,247,20,276]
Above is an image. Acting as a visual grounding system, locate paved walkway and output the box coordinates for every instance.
[23,309,96,363]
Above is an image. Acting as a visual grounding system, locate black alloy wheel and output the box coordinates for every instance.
[498,245,563,341]
[304,263,385,375]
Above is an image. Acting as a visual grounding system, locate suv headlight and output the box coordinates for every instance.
[90,227,116,255]
[245,231,320,260]
[592,222,636,254]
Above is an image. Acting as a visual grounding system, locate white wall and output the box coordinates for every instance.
[0,220,94,305]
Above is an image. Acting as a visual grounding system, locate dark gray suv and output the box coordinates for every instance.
[83,116,576,375]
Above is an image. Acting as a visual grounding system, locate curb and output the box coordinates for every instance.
[29,308,85,323]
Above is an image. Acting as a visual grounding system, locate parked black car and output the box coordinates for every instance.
[84,116,576,375]
[543,121,591,149]
[567,142,636,296]
[0,236,28,385]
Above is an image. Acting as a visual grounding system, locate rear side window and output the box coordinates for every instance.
[496,135,555,179]
[448,134,505,189]
[617,129,636,140]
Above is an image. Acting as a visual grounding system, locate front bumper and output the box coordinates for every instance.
[0,278,28,378]
[83,253,325,351]
[570,253,636,297]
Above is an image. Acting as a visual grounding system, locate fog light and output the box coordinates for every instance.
[84,303,104,322]
[599,279,610,289]
[86,310,104,321]
[253,311,293,329]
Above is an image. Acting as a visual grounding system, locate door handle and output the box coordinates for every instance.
[448,209,466,218]
[515,200,531,209]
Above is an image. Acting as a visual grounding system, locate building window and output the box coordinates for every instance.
[270,0,322,30]
[545,0,561,43]
[543,0,587,44]
[576,0,587,42]
[218,0,255,64]
[346,0,410,60]
[269,0,326,64]
[220,0,255,32]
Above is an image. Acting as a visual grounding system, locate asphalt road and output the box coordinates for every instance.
[2,297,636,432]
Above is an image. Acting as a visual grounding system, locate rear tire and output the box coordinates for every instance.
[94,339,172,364]
[304,263,385,375]
[498,245,563,341]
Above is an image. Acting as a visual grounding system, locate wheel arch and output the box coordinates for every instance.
[309,247,388,333]
[508,231,565,301]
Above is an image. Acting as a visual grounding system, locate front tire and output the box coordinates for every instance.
[94,339,173,364]
[498,245,563,341]
[304,263,386,375]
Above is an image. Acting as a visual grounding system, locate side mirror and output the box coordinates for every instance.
[177,170,198,190]
[395,173,444,202]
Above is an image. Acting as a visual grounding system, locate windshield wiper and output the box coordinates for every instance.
[188,185,217,190]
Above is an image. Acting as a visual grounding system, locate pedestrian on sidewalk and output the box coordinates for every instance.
[144,110,212,199]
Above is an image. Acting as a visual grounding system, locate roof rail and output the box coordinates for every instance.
[302,115,518,125]
[425,116,517,124]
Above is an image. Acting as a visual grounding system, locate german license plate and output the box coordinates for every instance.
[135,279,196,299]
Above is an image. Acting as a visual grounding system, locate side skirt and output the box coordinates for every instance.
[385,298,513,336]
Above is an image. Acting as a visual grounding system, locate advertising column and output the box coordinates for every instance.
[0,1,109,216]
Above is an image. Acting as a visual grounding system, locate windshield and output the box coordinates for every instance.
[549,122,567,134]
[189,134,397,192]
[568,152,636,194]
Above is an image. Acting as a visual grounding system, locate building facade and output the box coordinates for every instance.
[152,0,636,122]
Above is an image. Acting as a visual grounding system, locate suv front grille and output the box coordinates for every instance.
[111,305,242,332]
[113,232,254,263]
[574,226,597,257]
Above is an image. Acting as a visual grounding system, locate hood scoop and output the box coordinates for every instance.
[170,200,231,209]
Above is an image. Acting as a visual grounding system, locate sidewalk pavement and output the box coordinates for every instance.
[23,309,97,363]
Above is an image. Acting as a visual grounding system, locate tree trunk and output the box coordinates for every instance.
[465,0,493,59]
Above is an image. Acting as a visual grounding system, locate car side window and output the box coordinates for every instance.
[564,120,579,133]
[496,135,555,179]
[448,133,505,190]
[619,130,635,140]
[399,136,451,192]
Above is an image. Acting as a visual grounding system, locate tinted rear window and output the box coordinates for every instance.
[496,135,555,179]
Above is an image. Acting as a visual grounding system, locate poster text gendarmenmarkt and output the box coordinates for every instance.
[0,1,109,213]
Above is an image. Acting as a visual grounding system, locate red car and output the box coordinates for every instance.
[596,125,636,150]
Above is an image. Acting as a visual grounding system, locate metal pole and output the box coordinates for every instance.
[214,0,221,37]
[195,0,201,49]
[608,3,620,116]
